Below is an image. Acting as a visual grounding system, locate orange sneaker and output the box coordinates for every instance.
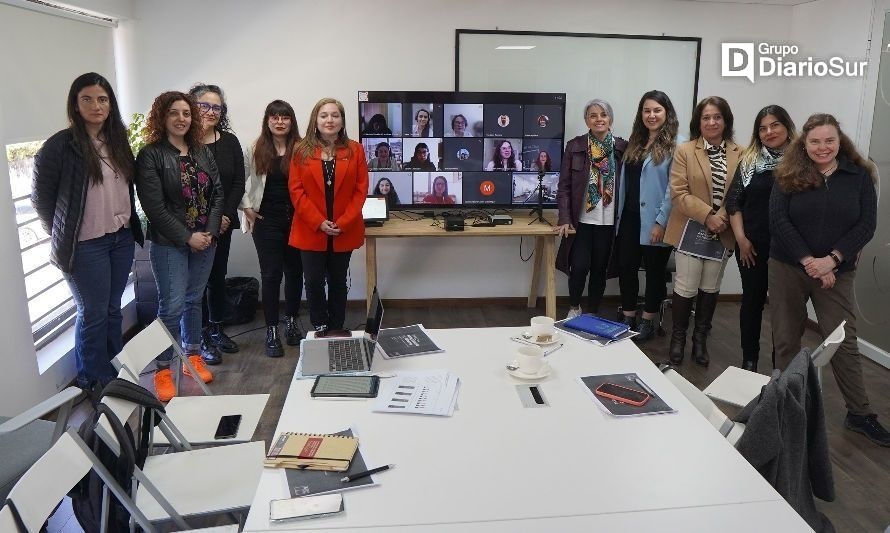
[154,368,176,402]
[183,354,213,383]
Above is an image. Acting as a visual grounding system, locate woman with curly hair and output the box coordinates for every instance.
[189,83,245,359]
[615,90,682,342]
[373,176,401,208]
[486,140,522,171]
[32,72,144,391]
[290,98,368,335]
[769,113,887,446]
[136,91,224,401]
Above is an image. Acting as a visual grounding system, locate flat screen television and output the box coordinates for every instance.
[358,91,565,210]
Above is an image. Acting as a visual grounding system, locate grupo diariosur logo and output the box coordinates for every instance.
[721,43,867,83]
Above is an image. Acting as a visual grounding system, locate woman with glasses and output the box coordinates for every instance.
[188,83,245,363]
[663,96,740,367]
[486,140,522,171]
[290,98,368,335]
[404,142,436,171]
[241,100,305,357]
[32,72,145,392]
[136,91,224,402]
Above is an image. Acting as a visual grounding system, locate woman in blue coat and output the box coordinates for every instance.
[615,91,681,341]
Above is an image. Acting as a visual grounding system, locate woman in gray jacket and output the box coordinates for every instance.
[136,91,223,402]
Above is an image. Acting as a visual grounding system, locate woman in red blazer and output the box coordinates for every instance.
[289,98,368,334]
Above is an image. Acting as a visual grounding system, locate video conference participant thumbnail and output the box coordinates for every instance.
[483,104,524,138]
[522,138,563,172]
[403,138,442,171]
[444,103,483,137]
[461,172,512,205]
[442,137,484,171]
[413,172,462,205]
[524,104,564,138]
[369,171,413,209]
[360,102,402,136]
[363,138,402,170]
[485,138,523,171]
[403,103,443,138]
[512,172,559,205]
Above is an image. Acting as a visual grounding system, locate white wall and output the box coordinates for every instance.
[121,0,806,301]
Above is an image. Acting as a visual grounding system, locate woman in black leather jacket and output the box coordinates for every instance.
[135,91,223,402]
[32,72,144,391]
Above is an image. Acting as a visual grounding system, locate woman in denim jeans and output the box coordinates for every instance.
[136,91,224,402]
[32,72,144,392]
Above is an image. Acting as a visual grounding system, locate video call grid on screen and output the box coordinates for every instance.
[359,91,566,209]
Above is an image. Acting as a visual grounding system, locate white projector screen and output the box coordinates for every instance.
[456,30,700,143]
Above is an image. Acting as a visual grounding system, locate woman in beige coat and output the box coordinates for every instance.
[663,96,740,367]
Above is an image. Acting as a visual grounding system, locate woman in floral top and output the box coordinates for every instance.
[135,91,223,402]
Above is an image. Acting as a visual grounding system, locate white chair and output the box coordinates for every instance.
[0,428,156,533]
[0,387,84,502]
[660,365,745,446]
[94,393,265,529]
[703,320,846,408]
[114,318,269,446]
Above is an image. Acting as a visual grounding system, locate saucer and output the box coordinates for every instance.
[521,331,562,346]
[507,362,552,380]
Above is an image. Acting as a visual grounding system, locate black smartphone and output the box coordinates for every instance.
[214,414,242,439]
[310,375,380,398]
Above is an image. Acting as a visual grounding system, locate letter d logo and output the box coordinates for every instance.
[721,43,755,83]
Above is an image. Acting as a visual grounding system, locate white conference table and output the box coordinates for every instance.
[243,327,812,532]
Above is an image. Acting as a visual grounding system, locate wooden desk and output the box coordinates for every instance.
[364,213,562,318]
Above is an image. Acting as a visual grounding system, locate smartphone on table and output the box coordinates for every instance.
[214,414,242,440]
[269,493,344,521]
[594,382,650,406]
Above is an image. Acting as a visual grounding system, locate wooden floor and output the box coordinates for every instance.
[56,298,890,532]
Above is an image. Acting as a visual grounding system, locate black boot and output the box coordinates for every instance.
[620,313,637,331]
[691,291,718,367]
[284,316,303,346]
[668,293,694,365]
[208,321,239,353]
[265,326,283,358]
[741,358,758,372]
[200,330,223,365]
[634,318,656,343]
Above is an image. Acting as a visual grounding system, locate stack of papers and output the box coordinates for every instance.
[372,369,460,416]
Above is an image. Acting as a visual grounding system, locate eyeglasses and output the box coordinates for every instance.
[196,102,223,115]
[269,115,292,123]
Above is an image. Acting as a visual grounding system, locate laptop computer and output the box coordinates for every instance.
[299,288,384,377]
[362,195,388,227]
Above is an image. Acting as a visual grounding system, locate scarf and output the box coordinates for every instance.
[739,145,784,187]
[586,131,615,212]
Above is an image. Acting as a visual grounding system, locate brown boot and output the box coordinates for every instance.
[668,292,694,365]
[691,290,718,367]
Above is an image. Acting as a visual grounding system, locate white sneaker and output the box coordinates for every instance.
[566,307,582,319]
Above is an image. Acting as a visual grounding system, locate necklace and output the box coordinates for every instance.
[820,161,838,176]
[91,137,120,180]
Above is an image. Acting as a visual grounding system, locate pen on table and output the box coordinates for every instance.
[543,343,564,356]
[341,464,395,483]
[633,377,655,396]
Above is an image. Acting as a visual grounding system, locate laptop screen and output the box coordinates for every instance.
[362,196,388,223]
[366,288,384,341]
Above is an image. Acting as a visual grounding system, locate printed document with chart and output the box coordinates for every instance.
[372,369,460,416]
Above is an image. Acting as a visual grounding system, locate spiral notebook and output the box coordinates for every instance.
[265,431,359,471]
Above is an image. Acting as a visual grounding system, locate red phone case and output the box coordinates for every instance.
[594,382,650,406]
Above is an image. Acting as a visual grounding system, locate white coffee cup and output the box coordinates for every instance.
[516,345,544,375]
[530,316,556,342]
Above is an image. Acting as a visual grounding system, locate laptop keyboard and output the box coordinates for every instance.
[329,339,365,371]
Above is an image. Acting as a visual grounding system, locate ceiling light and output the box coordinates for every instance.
[496,45,536,50]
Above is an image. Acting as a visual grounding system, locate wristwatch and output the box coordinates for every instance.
[829,252,841,266]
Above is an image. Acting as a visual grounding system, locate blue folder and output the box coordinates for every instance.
[563,314,630,340]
